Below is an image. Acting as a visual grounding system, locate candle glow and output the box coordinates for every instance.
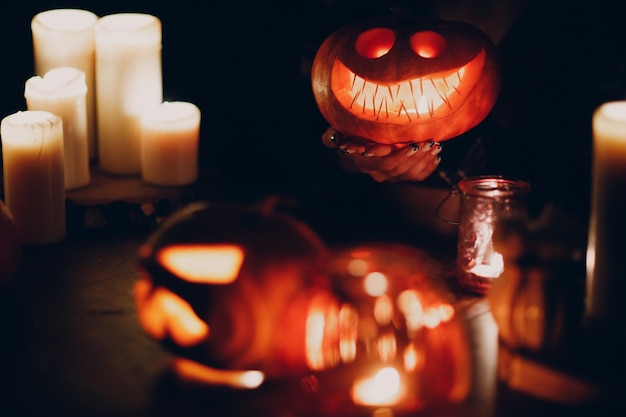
[0,111,66,245]
[351,367,404,406]
[585,101,626,327]
[141,101,201,186]
[95,13,163,175]
[25,66,90,190]
[31,9,98,160]
[456,176,530,294]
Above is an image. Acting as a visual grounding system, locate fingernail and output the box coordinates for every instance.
[431,143,443,155]
[361,152,374,157]
[434,155,442,164]
[421,140,435,152]
[340,148,355,154]
[406,143,419,156]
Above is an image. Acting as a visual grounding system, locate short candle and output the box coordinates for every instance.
[140,101,201,186]
[25,67,91,190]
[0,111,66,245]
[31,9,98,161]
[95,13,163,175]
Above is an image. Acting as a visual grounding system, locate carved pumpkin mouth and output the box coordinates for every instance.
[330,48,486,124]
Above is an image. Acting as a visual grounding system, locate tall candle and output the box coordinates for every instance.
[0,111,66,245]
[95,13,163,175]
[141,101,201,186]
[31,9,98,161]
[585,101,626,329]
[25,67,90,190]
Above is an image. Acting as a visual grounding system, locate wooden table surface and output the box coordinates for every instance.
[1,171,623,417]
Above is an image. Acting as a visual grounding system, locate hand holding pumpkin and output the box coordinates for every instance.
[312,15,500,184]
[322,127,442,182]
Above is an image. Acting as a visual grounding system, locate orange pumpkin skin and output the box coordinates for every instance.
[311,16,501,145]
[136,200,332,378]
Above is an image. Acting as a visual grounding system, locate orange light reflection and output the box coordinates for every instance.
[173,357,264,389]
[351,367,404,406]
[157,244,244,283]
[134,277,209,347]
[423,304,455,329]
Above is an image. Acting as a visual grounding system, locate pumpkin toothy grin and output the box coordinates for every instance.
[330,49,486,124]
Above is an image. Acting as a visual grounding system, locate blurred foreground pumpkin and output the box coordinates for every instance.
[135,198,330,379]
[134,200,472,414]
[0,199,21,285]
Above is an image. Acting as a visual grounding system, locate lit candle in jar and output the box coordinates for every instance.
[0,111,66,245]
[140,101,200,186]
[31,9,98,161]
[585,101,626,329]
[95,13,162,175]
[456,176,530,294]
[25,67,90,190]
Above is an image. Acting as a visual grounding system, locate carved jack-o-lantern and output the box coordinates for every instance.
[134,201,472,412]
[311,16,500,144]
[135,200,331,384]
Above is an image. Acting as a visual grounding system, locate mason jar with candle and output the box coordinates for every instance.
[456,176,531,294]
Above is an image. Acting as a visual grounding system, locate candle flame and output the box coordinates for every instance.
[351,367,403,406]
[470,251,504,279]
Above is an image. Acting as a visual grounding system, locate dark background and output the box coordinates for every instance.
[1,3,625,416]
[2,0,626,227]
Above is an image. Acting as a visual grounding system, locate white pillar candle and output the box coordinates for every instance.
[586,101,626,329]
[0,111,66,245]
[31,9,98,161]
[141,101,201,186]
[25,67,90,190]
[95,13,163,175]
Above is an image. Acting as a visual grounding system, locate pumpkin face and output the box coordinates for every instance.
[311,16,500,144]
[135,201,332,381]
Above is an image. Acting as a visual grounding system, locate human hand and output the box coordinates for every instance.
[322,128,442,183]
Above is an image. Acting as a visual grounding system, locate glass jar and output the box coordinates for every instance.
[456,176,530,294]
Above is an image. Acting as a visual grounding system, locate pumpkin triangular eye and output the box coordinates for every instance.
[356,28,395,58]
[157,244,244,283]
[411,31,446,58]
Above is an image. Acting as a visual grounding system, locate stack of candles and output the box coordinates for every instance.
[0,8,201,245]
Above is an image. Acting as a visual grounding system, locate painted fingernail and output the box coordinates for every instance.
[340,148,356,154]
[421,140,435,152]
[406,143,419,156]
[361,152,374,157]
[434,155,442,164]
[431,143,443,155]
